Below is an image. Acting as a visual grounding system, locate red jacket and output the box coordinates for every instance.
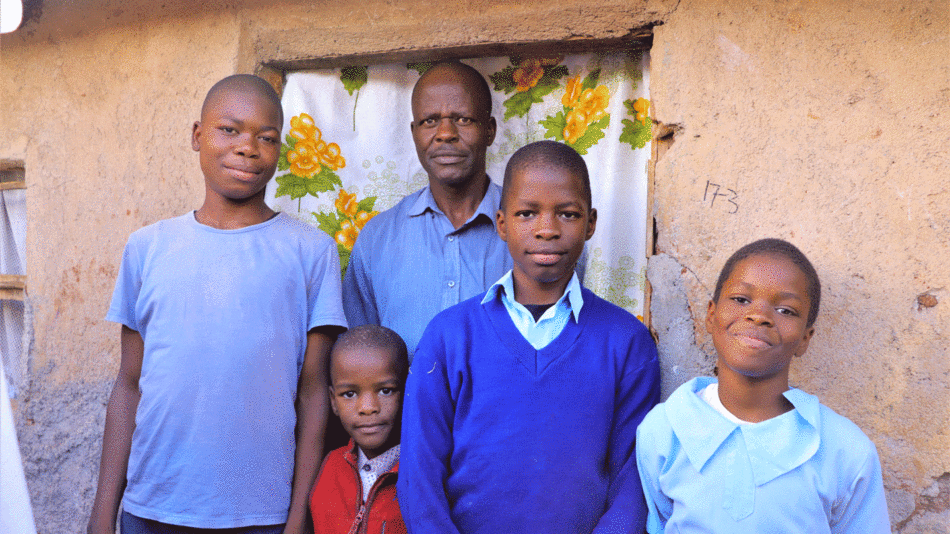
[310,441,406,534]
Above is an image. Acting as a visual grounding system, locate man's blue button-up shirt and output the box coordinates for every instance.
[342,182,512,356]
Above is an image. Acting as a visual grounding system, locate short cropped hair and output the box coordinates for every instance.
[201,74,283,123]
[713,238,822,327]
[330,325,410,381]
[412,61,493,118]
[502,140,592,210]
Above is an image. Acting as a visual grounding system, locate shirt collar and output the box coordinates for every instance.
[482,270,584,322]
[668,377,820,486]
[356,444,401,475]
[408,181,501,229]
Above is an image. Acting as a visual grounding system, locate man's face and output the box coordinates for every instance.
[410,68,496,190]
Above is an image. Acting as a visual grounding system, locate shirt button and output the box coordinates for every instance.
[448,236,455,241]
[362,464,372,472]
[448,281,456,288]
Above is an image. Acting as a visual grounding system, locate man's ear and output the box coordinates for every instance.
[485,116,497,146]
[495,209,508,241]
[191,121,202,152]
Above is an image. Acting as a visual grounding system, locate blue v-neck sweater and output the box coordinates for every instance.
[398,288,661,534]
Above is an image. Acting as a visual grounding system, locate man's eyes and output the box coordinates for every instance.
[419,116,476,127]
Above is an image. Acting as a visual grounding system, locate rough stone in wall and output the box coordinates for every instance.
[647,253,712,399]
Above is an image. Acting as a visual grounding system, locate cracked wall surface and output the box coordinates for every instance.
[1,0,947,532]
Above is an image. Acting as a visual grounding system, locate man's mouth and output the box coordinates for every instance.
[430,151,467,164]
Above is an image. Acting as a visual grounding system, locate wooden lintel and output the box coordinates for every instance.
[0,181,26,191]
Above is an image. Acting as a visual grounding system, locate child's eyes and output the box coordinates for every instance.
[379,387,397,396]
[220,126,237,134]
[340,391,357,399]
[730,296,750,304]
[260,136,278,144]
[514,210,534,218]
[776,307,799,317]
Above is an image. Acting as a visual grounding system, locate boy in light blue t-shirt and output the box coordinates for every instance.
[87,75,346,534]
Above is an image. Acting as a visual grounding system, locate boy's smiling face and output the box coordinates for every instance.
[496,164,596,305]
[191,88,282,203]
[706,253,815,383]
[329,345,403,459]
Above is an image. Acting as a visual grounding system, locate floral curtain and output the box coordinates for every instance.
[264,51,652,319]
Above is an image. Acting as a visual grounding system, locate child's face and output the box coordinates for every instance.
[191,89,282,203]
[329,345,403,459]
[706,253,815,382]
[496,164,596,304]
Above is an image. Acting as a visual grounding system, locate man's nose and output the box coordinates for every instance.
[434,118,459,142]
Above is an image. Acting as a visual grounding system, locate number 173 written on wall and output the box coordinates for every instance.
[703,181,739,214]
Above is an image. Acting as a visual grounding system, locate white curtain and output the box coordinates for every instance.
[0,188,28,399]
[0,356,38,534]
[265,52,652,318]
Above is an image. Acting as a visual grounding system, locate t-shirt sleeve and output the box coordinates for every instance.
[105,236,143,331]
[307,238,347,331]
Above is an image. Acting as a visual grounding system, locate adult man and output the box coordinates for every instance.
[342,61,512,356]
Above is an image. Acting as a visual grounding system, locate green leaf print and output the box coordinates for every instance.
[340,66,368,96]
[568,115,609,155]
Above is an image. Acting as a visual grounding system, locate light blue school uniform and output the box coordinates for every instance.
[636,377,890,533]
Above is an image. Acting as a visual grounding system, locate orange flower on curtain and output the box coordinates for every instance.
[489,56,568,119]
[541,69,611,155]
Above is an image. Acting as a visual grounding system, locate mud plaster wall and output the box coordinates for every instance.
[0,0,947,532]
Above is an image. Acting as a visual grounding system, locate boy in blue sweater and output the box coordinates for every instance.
[398,140,661,534]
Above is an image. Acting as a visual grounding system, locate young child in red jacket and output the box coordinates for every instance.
[310,325,408,534]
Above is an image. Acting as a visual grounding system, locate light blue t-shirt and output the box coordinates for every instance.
[106,212,346,528]
[481,270,584,350]
[342,183,512,356]
[636,377,890,533]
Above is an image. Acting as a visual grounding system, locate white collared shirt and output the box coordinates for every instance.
[481,271,584,350]
[356,445,400,502]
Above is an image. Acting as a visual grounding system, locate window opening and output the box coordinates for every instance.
[264,48,654,320]
[1,162,29,398]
